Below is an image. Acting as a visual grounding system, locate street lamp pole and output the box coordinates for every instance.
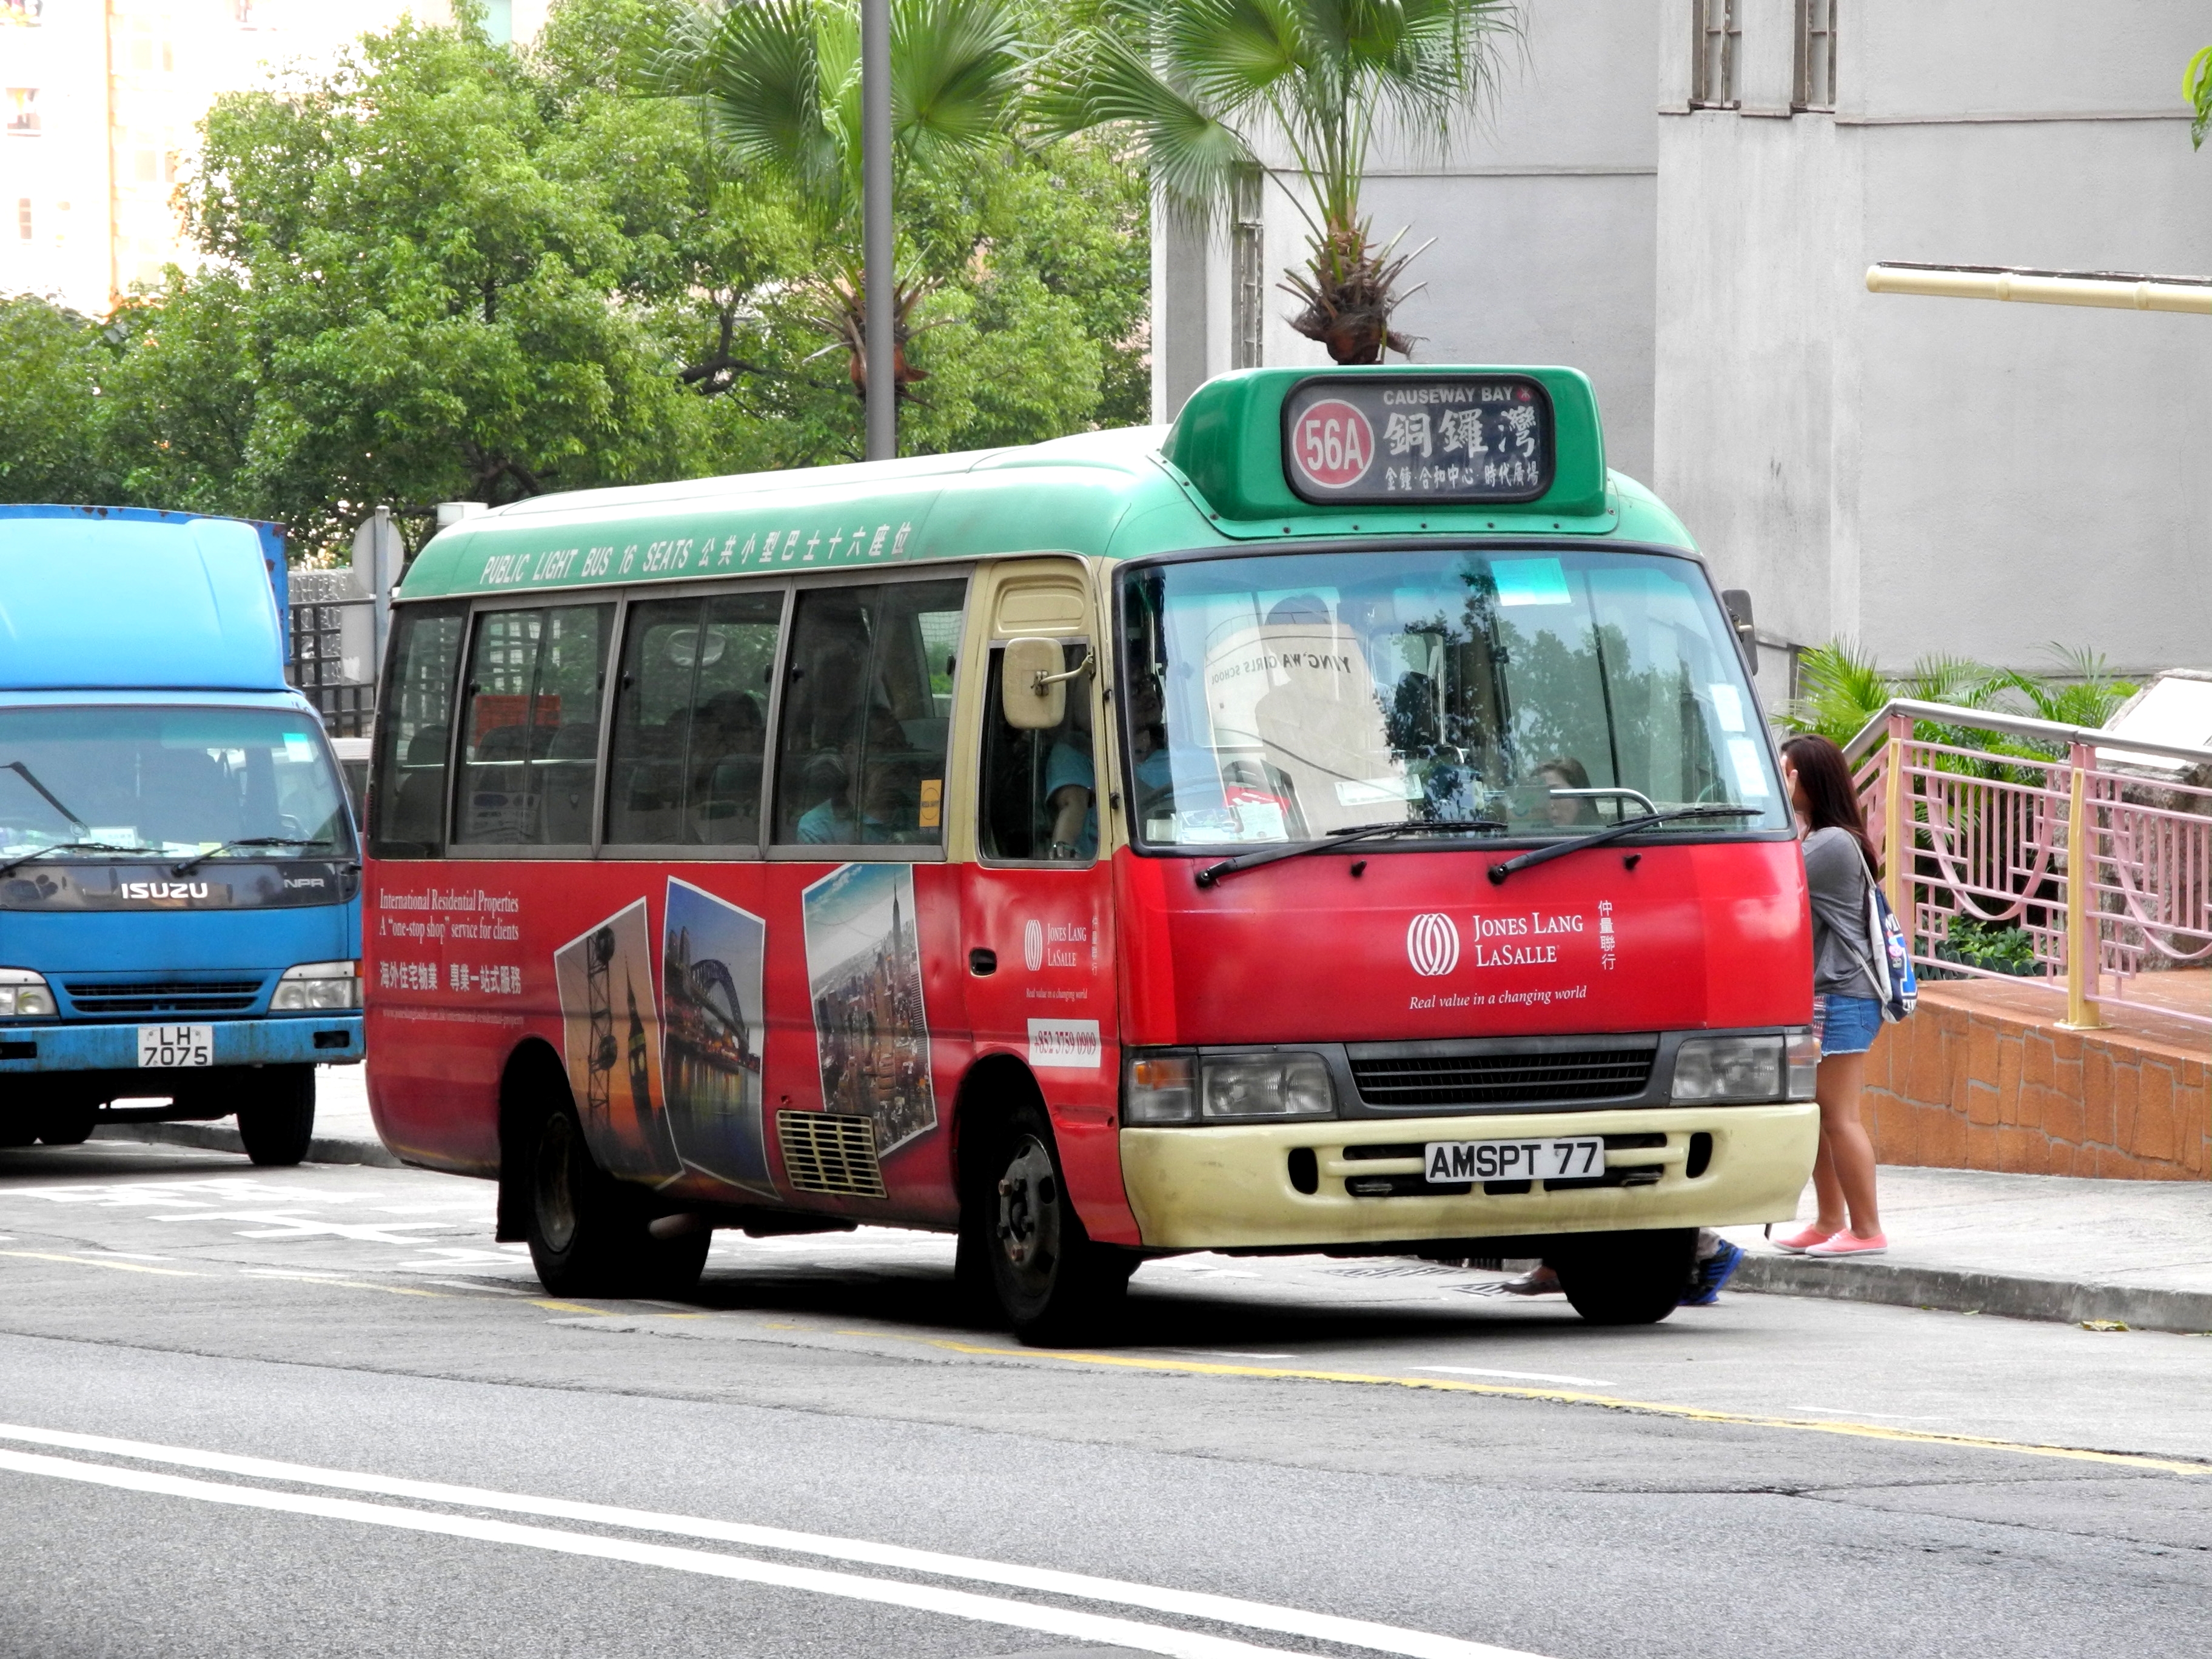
[862,0,895,462]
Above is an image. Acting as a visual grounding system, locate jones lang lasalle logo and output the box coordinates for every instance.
[1405,913,1461,977]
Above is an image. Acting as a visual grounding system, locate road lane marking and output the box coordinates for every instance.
[0,1250,195,1277]
[0,1423,1545,1659]
[918,1341,2211,1476]
[1412,1367,1616,1388]
[236,1270,449,1298]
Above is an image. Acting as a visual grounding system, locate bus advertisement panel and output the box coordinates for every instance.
[363,366,1818,1342]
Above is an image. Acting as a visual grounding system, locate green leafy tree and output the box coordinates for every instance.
[2188,44,2211,149]
[0,297,120,504]
[1036,0,1514,363]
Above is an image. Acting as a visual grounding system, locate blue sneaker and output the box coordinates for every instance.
[1681,1238,1744,1306]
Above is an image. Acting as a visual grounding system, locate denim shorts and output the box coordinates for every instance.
[1813,992,1884,1057]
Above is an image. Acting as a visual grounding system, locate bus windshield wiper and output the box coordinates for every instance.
[171,836,333,877]
[0,840,160,878]
[1195,819,1507,889]
[1486,805,1763,886]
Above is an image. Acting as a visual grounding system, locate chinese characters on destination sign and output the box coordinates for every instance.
[1282,377,1553,506]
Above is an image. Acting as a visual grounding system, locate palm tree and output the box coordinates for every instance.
[651,0,1026,405]
[1035,0,1515,365]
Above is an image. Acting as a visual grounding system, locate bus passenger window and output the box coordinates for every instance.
[370,602,465,859]
[980,643,1095,862]
[773,580,966,848]
[453,603,612,846]
[605,589,783,846]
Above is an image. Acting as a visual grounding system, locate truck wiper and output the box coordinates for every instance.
[1486,805,1763,886]
[0,840,160,878]
[1195,819,1507,889]
[1,761,89,832]
[171,836,333,877]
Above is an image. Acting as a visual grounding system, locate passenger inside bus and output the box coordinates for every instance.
[1539,756,1603,826]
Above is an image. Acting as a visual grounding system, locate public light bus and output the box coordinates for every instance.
[363,366,1819,1341]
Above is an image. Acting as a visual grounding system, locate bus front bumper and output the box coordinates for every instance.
[0,1016,363,1073]
[1119,1104,1818,1251]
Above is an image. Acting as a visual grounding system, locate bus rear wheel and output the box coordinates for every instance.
[985,1102,1135,1347]
[1551,1228,1697,1326]
[236,1067,317,1167]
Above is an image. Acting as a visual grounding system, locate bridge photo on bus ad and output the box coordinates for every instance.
[357,366,1820,1341]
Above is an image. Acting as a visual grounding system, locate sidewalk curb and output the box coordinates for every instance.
[90,1123,403,1170]
[1734,1250,2212,1335]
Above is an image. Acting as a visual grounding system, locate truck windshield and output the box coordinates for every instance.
[1118,547,1787,849]
[0,706,354,862]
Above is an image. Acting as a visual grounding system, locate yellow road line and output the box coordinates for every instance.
[247,1271,449,1299]
[0,1250,195,1278]
[531,1299,607,1315]
[924,1339,2210,1477]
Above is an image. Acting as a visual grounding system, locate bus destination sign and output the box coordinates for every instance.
[1281,375,1554,506]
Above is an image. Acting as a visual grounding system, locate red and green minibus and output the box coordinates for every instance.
[364,366,1820,1340]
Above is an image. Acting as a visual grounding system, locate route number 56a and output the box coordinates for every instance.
[1291,400,1373,490]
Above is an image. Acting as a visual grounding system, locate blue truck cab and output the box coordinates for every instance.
[0,506,363,1162]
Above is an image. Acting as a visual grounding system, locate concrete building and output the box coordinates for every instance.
[0,0,549,318]
[1153,2,2212,676]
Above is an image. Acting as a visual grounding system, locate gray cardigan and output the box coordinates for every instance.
[1803,826,1875,999]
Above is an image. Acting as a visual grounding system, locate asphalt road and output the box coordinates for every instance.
[2,1139,2208,1659]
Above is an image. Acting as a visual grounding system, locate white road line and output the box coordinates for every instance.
[0,1423,1546,1659]
[0,1446,1290,1659]
[1411,1367,1616,1388]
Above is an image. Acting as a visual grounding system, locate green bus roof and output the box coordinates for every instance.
[396,367,1697,602]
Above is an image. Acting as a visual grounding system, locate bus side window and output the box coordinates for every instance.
[980,643,1095,863]
[370,602,466,859]
[606,589,783,847]
[453,603,613,846]
[773,579,966,849]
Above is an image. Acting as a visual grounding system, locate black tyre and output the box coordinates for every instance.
[525,1105,685,1297]
[0,1118,38,1149]
[1551,1228,1697,1326]
[236,1067,317,1167]
[984,1101,1136,1346]
[36,1101,97,1145]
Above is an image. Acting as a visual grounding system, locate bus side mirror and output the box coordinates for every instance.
[1002,637,1072,730]
[1720,589,1758,677]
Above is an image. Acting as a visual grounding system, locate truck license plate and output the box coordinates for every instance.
[1423,1136,1605,1183]
[138,1025,214,1068]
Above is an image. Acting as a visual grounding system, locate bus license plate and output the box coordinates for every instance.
[138,1025,214,1068]
[1424,1136,1605,1184]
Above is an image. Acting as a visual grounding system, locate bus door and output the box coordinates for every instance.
[960,560,1128,1242]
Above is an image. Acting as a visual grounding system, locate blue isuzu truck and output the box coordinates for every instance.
[0,506,363,1162]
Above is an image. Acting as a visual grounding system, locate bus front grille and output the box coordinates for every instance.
[776,1111,887,1199]
[62,979,267,1015]
[1349,1047,1655,1108]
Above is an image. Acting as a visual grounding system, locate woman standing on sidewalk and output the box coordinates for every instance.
[1777,734,1888,1257]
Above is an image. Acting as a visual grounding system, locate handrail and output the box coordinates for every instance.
[1867,262,2212,315]
[1838,699,2212,769]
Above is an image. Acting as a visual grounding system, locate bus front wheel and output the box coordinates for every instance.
[985,1102,1135,1347]
[1551,1228,1697,1326]
[236,1067,317,1167]
[526,1107,708,1298]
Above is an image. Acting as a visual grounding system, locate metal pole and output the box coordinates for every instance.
[862,0,895,461]
[2060,740,2106,1030]
[1882,711,1912,927]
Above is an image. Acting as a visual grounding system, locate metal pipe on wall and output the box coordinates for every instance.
[862,0,895,461]
[1866,263,2212,315]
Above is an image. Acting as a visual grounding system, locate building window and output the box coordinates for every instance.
[4,88,36,136]
[1230,164,1264,371]
[233,0,256,25]
[1795,0,1837,111]
[16,198,30,240]
[1689,0,1739,109]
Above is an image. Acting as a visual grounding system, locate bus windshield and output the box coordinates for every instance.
[0,706,354,862]
[1118,547,1787,849]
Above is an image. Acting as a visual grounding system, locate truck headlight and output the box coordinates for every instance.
[0,968,54,1019]
[1200,1053,1335,1121]
[1672,1034,1785,1104]
[273,960,361,1011]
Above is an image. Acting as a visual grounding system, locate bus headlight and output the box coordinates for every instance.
[273,960,361,1011]
[1124,1052,1196,1124]
[1671,1034,1785,1104]
[1201,1053,1335,1121]
[1785,1030,1820,1101]
[0,969,55,1019]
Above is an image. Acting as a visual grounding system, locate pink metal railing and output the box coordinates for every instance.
[1843,701,2212,1034]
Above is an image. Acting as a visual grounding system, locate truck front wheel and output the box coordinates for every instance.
[236,1067,317,1167]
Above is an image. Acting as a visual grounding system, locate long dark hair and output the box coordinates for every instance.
[1780,733,1879,878]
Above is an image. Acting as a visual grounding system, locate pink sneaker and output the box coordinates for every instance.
[1771,1224,1840,1255]
[1805,1230,1888,1258]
